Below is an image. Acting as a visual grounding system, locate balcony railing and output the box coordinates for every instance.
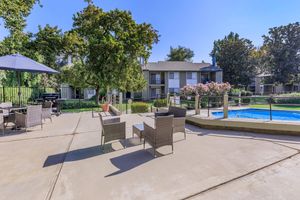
[150,78,164,85]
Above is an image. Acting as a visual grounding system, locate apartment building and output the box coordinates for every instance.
[137,59,223,100]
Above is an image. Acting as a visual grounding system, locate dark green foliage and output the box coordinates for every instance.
[153,99,168,107]
[263,22,300,84]
[212,32,255,87]
[61,100,98,110]
[131,102,149,113]
[276,93,300,104]
[229,88,253,96]
[167,46,194,62]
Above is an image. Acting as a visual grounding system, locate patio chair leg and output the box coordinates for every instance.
[143,139,146,149]
[124,139,127,149]
[172,144,174,153]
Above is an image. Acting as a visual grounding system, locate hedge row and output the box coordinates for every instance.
[61,100,98,109]
[131,102,149,113]
[153,99,168,107]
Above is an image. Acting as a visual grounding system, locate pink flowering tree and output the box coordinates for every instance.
[181,82,231,97]
[180,84,197,96]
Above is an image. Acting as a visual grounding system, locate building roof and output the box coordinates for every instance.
[143,61,222,72]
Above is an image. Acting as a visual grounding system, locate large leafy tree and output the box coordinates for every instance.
[66,4,159,104]
[166,46,194,62]
[212,32,255,86]
[263,22,300,84]
[29,25,64,88]
[0,0,42,87]
[0,0,40,52]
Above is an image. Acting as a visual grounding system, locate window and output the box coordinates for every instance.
[169,88,180,94]
[186,72,193,79]
[169,72,175,79]
[88,89,95,95]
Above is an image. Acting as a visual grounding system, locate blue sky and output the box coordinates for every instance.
[1,0,300,62]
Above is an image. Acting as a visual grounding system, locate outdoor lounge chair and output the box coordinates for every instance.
[15,105,43,131]
[143,115,174,157]
[99,113,126,149]
[42,101,52,122]
[155,106,187,139]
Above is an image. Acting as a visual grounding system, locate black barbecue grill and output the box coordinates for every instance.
[37,93,63,115]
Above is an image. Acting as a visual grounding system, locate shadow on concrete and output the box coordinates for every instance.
[43,139,142,168]
[43,145,104,167]
[105,150,154,177]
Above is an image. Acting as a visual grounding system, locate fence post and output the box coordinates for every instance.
[128,99,132,114]
[167,93,170,106]
[238,91,241,107]
[113,94,116,105]
[269,96,273,121]
[208,97,210,117]
[223,93,229,118]
[195,95,200,115]
[119,92,123,113]
[2,87,5,102]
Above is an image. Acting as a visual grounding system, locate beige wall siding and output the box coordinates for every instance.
[180,72,186,88]
[197,72,201,84]
[142,71,149,100]
[216,71,223,83]
[164,72,169,95]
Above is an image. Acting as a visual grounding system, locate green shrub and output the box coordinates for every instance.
[131,102,149,113]
[61,100,98,109]
[153,99,167,107]
[276,93,300,104]
[242,98,251,104]
[229,88,252,96]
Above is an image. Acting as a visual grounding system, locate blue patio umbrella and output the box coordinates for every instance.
[0,54,59,105]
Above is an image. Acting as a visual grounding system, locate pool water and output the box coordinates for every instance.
[212,109,300,121]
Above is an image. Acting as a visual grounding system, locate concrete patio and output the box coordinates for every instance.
[1,112,300,200]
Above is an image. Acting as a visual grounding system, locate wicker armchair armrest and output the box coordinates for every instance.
[15,112,26,127]
[103,117,120,124]
[154,112,169,118]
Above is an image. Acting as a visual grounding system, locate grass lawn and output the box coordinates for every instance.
[62,107,101,113]
[250,104,300,111]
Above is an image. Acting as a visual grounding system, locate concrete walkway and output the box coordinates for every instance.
[1,112,300,200]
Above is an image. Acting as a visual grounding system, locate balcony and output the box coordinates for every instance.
[150,78,165,85]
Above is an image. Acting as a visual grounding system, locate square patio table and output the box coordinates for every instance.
[132,124,144,142]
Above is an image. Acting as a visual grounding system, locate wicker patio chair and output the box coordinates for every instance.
[0,102,14,126]
[155,106,187,139]
[99,113,126,149]
[143,115,174,157]
[42,101,52,122]
[15,105,43,131]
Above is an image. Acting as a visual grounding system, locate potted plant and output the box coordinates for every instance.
[101,103,109,112]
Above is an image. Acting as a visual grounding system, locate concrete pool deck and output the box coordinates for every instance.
[1,112,300,199]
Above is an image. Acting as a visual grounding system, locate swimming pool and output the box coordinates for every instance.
[212,109,300,121]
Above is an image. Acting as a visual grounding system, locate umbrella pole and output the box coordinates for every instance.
[17,71,21,106]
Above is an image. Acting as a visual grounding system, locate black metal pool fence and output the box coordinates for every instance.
[114,94,300,121]
[0,86,55,105]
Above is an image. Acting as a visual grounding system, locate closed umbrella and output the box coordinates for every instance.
[0,54,59,106]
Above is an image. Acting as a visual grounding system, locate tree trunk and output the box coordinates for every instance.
[95,86,100,105]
